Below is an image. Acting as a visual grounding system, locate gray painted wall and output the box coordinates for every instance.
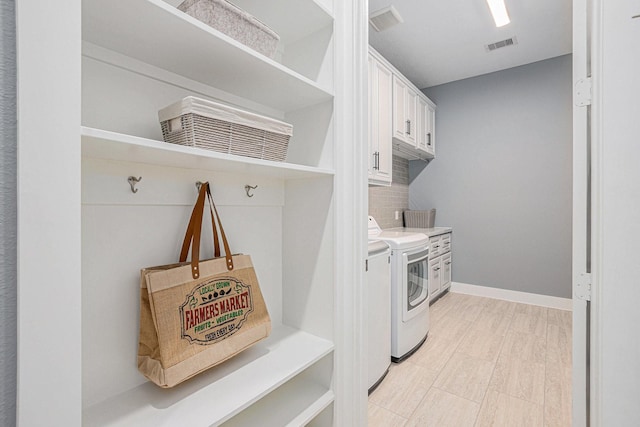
[0,0,17,424]
[410,55,572,298]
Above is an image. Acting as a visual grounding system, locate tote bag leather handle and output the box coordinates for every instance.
[179,182,234,279]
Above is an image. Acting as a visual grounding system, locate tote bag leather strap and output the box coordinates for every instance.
[179,182,234,279]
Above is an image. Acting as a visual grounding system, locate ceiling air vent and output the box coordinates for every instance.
[485,36,518,52]
[369,5,404,32]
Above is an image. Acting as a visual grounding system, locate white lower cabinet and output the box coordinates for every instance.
[441,252,452,290]
[429,257,442,297]
[429,233,452,301]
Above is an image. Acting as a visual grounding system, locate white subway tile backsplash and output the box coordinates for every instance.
[369,155,409,229]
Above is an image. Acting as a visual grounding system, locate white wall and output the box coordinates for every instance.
[0,0,16,424]
[410,55,573,298]
[594,1,640,423]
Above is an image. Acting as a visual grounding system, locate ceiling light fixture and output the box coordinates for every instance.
[486,0,511,27]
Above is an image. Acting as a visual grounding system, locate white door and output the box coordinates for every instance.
[588,1,640,424]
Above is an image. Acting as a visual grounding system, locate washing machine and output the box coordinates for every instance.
[368,216,430,361]
[367,240,391,392]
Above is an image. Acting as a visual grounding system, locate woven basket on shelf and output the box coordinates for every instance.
[159,96,292,162]
[177,0,280,58]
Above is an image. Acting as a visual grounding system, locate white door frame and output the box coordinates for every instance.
[572,0,590,425]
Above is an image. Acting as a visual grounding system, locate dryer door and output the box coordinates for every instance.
[403,247,429,321]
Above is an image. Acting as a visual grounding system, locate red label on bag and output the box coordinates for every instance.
[180,277,254,344]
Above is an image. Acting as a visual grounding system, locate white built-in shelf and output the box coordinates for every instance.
[83,325,334,426]
[81,127,335,179]
[82,0,333,112]
[221,379,334,426]
[164,0,333,44]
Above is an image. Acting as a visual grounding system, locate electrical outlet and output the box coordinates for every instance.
[395,211,399,220]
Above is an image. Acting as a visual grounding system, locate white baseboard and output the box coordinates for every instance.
[450,282,573,311]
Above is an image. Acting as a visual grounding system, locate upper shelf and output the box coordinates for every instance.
[81,127,335,179]
[82,0,334,112]
[162,0,333,44]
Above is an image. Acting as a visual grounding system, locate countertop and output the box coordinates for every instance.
[388,226,452,237]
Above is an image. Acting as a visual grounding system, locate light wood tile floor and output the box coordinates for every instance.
[368,292,572,427]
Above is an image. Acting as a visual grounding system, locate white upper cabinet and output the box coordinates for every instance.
[392,76,418,148]
[368,53,393,186]
[417,97,436,157]
[369,48,435,161]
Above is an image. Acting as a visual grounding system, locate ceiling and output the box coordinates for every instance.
[368,0,572,88]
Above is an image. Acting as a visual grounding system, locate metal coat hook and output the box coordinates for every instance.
[196,181,204,192]
[128,176,142,193]
[245,184,258,197]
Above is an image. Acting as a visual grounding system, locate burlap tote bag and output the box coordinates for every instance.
[138,182,271,388]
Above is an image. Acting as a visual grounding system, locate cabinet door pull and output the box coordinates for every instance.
[434,266,440,271]
[445,261,451,265]
[427,133,432,146]
[373,151,380,170]
[406,119,411,135]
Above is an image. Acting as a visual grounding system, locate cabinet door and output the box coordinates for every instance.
[368,56,392,185]
[392,76,407,142]
[426,104,435,156]
[417,97,429,152]
[375,61,393,181]
[428,257,441,297]
[405,88,417,145]
[368,55,376,179]
[441,253,452,291]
